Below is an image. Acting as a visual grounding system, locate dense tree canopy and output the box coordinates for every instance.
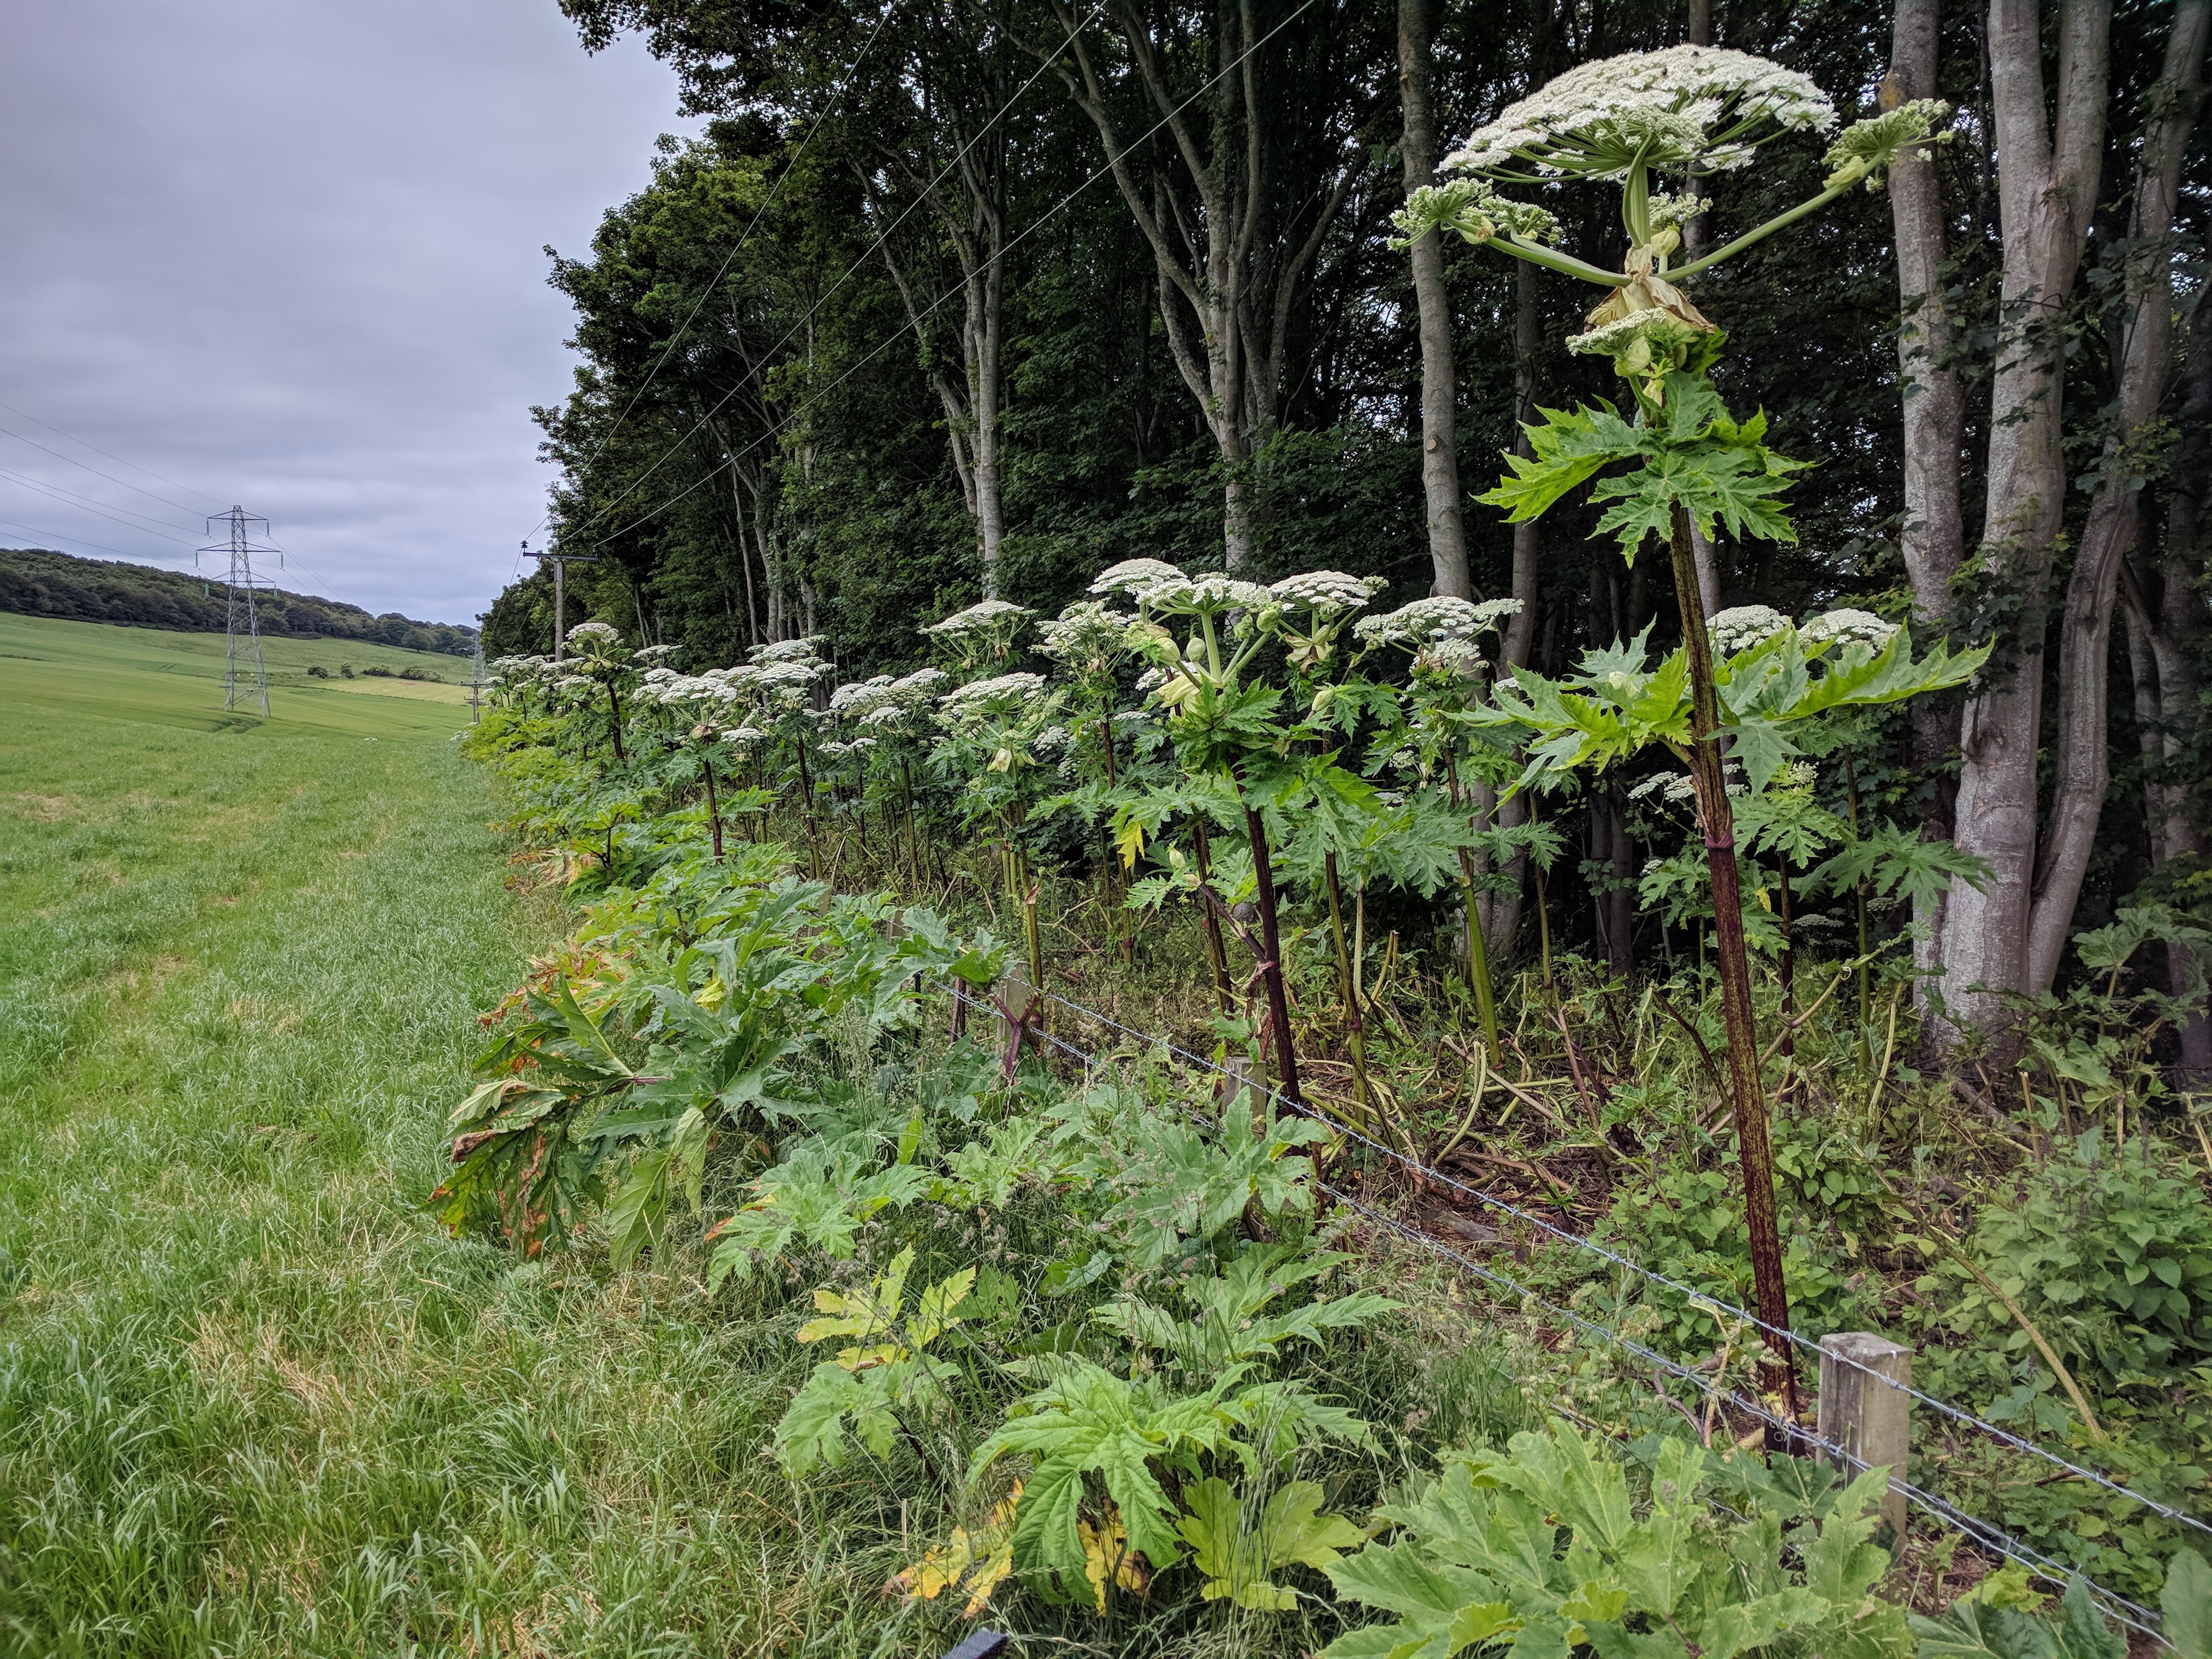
[485,0,2210,1037]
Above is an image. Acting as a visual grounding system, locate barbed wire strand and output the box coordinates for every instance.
[930,975,2167,1641]
[986,975,2212,1543]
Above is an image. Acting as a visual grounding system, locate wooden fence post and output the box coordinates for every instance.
[1816,1331,1912,1542]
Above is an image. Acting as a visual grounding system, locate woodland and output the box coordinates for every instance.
[0,546,479,655]
[444,0,2212,1651]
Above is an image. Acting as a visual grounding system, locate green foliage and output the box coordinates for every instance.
[1177,1477,1367,1610]
[1908,1577,2125,1659]
[1925,1135,2212,1392]
[774,1245,978,1474]
[1477,374,1810,560]
[1323,1423,1910,1659]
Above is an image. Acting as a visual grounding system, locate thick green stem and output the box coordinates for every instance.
[1456,849,1502,1063]
[1669,500,1800,1432]
[1324,852,1369,1109]
[1668,179,1855,281]
[1243,801,1303,1108]
[1191,817,1235,1016]
[701,751,723,860]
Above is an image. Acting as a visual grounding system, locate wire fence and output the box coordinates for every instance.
[1003,977,2212,1549]
[934,974,2202,1641]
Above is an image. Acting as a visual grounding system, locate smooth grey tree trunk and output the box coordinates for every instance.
[1886,0,1971,1015]
[1936,0,2110,1053]
[2030,0,2210,995]
[1397,0,1470,601]
[1035,1,1363,569]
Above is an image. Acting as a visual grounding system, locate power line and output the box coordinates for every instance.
[0,517,191,563]
[560,2,1105,547]
[0,468,203,542]
[520,0,907,554]
[573,0,1325,554]
[0,424,217,520]
[0,399,228,513]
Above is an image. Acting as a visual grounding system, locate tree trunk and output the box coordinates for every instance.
[1936,0,2111,1053]
[1035,1,1364,571]
[2028,0,2209,995]
[1886,0,1973,1026]
[1398,0,1470,600]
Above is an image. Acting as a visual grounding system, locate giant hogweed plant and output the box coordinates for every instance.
[1396,45,1957,1407]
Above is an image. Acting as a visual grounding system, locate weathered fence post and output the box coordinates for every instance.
[1816,1331,1912,1542]
[997,964,1037,1080]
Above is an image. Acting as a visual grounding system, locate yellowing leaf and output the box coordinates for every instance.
[886,1483,1022,1617]
[1080,1505,1151,1612]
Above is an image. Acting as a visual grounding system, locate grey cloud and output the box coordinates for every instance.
[1,0,698,622]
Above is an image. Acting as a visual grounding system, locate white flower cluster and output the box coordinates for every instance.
[634,644,677,662]
[1628,771,1700,805]
[1799,608,1898,652]
[1355,595,1521,648]
[1709,605,1791,654]
[650,674,737,708]
[719,726,766,744]
[1139,573,1272,617]
[1134,665,1170,693]
[565,620,622,645]
[1268,569,1387,613]
[553,674,595,692]
[1443,46,1836,179]
[923,598,1033,636]
[821,737,878,759]
[1030,725,1071,757]
[757,661,822,690]
[1036,600,1135,664]
[753,637,827,665]
[936,672,1047,730]
[1088,557,1184,596]
[893,665,947,697]
[1568,309,1707,360]
[828,674,898,715]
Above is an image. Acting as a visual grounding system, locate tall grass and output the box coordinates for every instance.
[0,716,929,1655]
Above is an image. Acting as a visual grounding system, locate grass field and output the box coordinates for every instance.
[0,613,477,739]
[0,619,868,1655]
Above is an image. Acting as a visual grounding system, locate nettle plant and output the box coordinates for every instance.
[1397,44,1957,1407]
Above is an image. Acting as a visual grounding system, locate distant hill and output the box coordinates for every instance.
[0,546,476,657]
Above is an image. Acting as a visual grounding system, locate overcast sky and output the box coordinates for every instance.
[1,0,699,625]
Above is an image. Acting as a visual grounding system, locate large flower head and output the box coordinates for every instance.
[1798,607,1899,653]
[1137,573,1272,620]
[1088,558,1184,597]
[1355,595,1520,651]
[922,598,1034,638]
[1036,601,1136,674]
[1268,569,1386,616]
[1709,605,1791,654]
[1443,46,1836,180]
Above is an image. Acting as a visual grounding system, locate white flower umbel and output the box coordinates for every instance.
[565,620,622,645]
[720,725,766,744]
[634,644,677,662]
[1799,608,1898,652]
[1138,573,1272,619]
[1709,604,1790,654]
[936,671,1047,732]
[1088,557,1184,596]
[1036,601,1136,665]
[1443,46,1836,180]
[922,597,1034,636]
[828,674,899,716]
[1355,594,1520,650]
[1268,569,1386,614]
[751,637,827,665]
[891,666,948,699]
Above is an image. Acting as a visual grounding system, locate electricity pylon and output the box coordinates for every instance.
[198,506,276,715]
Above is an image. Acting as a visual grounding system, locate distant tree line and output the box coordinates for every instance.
[0,548,478,657]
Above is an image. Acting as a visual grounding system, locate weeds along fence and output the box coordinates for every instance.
[936,976,2205,1644]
